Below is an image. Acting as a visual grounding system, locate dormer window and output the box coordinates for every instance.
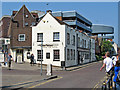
[26,15,28,18]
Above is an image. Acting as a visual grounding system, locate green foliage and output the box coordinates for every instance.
[95,55,103,61]
[101,40,113,56]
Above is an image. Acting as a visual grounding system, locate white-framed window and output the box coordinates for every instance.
[18,34,25,41]
[53,32,60,41]
[53,50,60,61]
[37,33,43,42]
[37,50,43,61]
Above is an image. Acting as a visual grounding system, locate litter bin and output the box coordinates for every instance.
[46,64,52,76]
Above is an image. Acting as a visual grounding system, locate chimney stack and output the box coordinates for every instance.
[46,10,52,13]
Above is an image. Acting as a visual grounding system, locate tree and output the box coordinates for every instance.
[101,40,113,56]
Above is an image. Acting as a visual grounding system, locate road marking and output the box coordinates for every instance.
[2,76,50,88]
[28,76,63,88]
[93,76,106,89]
[70,61,100,72]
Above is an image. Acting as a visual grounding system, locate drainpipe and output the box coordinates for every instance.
[11,18,19,27]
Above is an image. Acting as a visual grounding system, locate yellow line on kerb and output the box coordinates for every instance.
[28,76,63,88]
[70,61,99,72]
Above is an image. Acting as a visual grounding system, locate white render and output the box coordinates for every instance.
[32,13,96,67]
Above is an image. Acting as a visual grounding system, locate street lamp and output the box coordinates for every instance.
[40,39,43,76]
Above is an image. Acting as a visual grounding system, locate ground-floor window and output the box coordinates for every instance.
[37,50,43,61]
[74,50,75,60]
[85,53,90,59]
[71,49,72,60]
[67,49,70,60]
[46,52,50,59]
[53,50,60,61]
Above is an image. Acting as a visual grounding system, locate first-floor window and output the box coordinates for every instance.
[18,34,25,41]
[37,33,43,42]
[53,50,60,61]
[37,50,43,61]
[53,32,60,41]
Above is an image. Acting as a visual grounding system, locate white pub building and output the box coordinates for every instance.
[32,12,95,67]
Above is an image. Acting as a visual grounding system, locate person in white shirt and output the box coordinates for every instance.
[100,51,113,74]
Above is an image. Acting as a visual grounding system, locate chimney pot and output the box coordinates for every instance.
[46,10,52,13]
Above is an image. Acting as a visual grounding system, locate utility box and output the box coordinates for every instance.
[46,64,52,76]
[61,61,65,67]
[61,61,66,70]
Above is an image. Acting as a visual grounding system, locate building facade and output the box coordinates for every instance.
[32,12,95,67]
[91,24,114,55]
[8,5,37,63]
[0,16,11,52]
[52,11,92,34]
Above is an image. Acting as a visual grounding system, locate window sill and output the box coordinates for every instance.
[53,40,60,42]
[53,59,60,61]
[37,41,43,42]
[37,59,43,61]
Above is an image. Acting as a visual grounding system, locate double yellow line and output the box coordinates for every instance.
[2,76,63,89]
[28,76,63,88]
[70,61,101,72]
[93,76,107,89]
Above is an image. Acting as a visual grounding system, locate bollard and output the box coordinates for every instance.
[46,64,52,76]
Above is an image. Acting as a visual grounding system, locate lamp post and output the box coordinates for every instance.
[40,39,43,76]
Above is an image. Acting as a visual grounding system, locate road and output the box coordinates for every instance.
[1,61,106,89]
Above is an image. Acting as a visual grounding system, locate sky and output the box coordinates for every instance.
[1,1,118,44]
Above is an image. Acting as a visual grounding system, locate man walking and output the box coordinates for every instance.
[7,53,12,70]
[100,51,113,75]
[30,54,34,66]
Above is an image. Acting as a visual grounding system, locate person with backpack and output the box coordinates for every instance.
[113,60,120,90]
[100,51,113,75]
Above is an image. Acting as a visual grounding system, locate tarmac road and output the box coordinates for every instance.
[1,61,106,89]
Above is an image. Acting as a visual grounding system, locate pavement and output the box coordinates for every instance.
[1,60,100,71]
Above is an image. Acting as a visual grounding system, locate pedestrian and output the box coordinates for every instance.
[117,54,120,61]
[113,60,120,90]
[7,53,13,70]
[112,54,117,66]
[4,51,8,66]
[30,54,34,66]
[100,51,113,75]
